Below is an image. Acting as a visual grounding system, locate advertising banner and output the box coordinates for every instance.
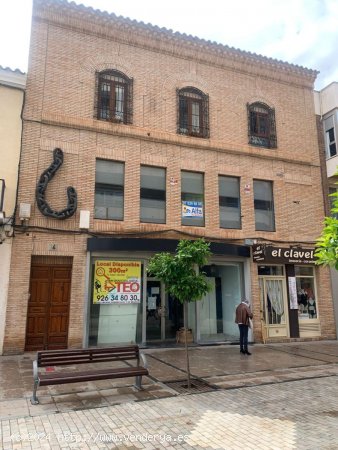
[182,201,203,218]
[288,277,298,309]
[93,260,141,304]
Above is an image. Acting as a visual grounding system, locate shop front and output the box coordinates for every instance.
[85,238,251,346]
[253,244,320,340]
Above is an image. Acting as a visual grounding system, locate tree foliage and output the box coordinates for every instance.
[147,238,212,304]
[315,179,338,270]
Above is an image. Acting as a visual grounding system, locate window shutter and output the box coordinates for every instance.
[203,93,210,138]
[269,107,277,148]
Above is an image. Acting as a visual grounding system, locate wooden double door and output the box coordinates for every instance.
[25,264,72,351]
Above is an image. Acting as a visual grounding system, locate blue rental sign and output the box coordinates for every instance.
[182,201,203,218]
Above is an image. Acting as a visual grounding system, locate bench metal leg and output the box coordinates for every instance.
[134,375,142,390]
[31,380,40,405]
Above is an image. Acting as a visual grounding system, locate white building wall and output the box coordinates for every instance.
[316,82,338,338]
[0,68,26,354]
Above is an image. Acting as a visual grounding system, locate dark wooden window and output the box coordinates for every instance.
[96,70,133,124]
[247,102,277,148]
[177,87,209,138]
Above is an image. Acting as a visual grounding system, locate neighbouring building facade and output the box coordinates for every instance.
[2,0,336,354]
[0,67,26,354]
[314,82,338,338]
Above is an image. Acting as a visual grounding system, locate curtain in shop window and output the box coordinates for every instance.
[266,280,284,324]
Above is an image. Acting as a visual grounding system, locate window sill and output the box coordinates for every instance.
[178,132,208,139]
[97,117,127,125]
[94,217,124,222]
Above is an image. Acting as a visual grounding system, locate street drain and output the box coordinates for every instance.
[165,379,218,394]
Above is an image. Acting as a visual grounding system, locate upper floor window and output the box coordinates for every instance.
[324,116,337,158]
[95,159,124,220]
[140,166,166,224]
[219,175,241,229]
[247,102,277,148]
[253,179,275,231]
[181,171,205,227]
[329,186,338,219]
[96,70,133,124]
[177,87,209,138]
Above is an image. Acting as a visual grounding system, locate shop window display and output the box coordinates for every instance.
[295,266,317,320]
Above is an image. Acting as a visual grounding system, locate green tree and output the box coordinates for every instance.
[315,177,338,269]
[147,238,211,388]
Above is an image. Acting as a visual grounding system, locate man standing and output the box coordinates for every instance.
[235,298,253,355]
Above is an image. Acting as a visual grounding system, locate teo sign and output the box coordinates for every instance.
[252,245,316,264]
[93,260,141,304]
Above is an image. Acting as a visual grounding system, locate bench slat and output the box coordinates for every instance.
[37,345,139,357]
[37,346,140,367]
[39,366,148,386]
[38,354,139,366]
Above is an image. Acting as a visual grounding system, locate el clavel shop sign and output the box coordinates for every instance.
[252,244,316,264]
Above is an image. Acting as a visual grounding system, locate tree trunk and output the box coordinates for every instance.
[184,301,191,389]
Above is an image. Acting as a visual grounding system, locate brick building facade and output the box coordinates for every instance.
[3,0,336,354]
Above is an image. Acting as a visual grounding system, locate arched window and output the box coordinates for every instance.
[247,102,277,148]
[96,70,133,124]
[177,87,209,138]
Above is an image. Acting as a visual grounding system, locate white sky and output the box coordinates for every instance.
[1,0,338,90]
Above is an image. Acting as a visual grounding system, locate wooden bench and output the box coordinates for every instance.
[31,345,148,405]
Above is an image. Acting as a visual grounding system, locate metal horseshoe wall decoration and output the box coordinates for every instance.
[36,148,78,219]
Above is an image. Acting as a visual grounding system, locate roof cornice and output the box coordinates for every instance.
[0,66,26,89]
[32,0,318,88]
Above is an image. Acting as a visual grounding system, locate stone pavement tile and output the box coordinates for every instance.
[28,402,58,418]
[0,399,29,420]
[101,393,137,405]
[76,391,110,409]
[0,388,28,401]
[52,393,86,412]
[47,381,97,396]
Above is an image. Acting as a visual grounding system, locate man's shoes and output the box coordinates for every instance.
[240,349,246,354]
[245,350,252,355]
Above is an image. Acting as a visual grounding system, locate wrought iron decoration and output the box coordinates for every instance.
[36,148,77,219]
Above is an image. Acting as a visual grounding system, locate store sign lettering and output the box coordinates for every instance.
[270,248,314,260]
[252,245,316,264]
[115,282,140,292]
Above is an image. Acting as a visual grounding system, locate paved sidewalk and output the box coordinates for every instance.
[1,340,338,449]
